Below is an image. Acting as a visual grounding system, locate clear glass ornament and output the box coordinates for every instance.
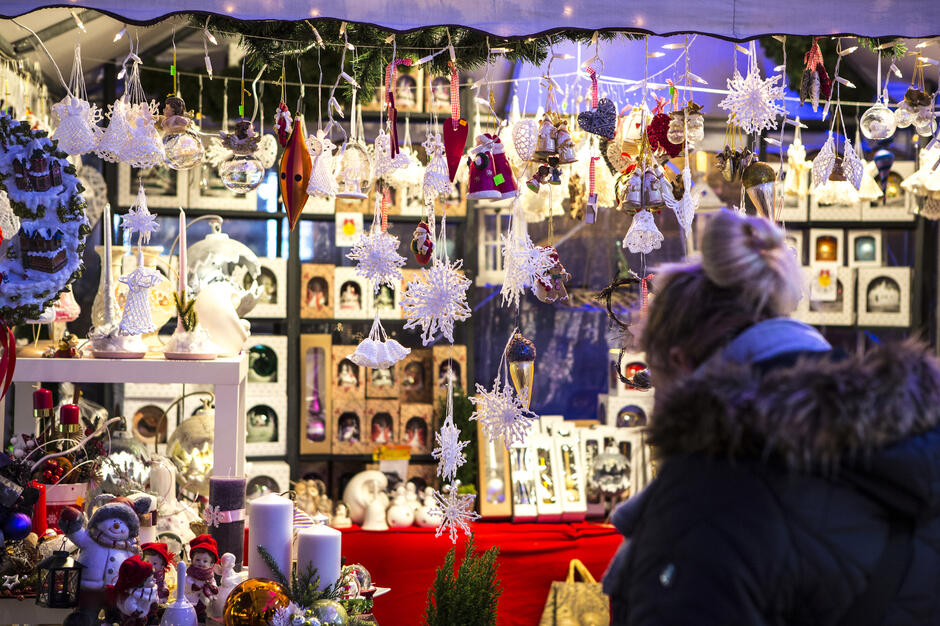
[163,129,205,170]
[894,101,915,128]
[336,142,373,200]
[860,102,897,140]
[913,108,936,137]
[666,117,685,145]
[219,154,265,193]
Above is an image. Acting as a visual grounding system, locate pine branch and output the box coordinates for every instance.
[255,545,290,589]
[424,532,501,626]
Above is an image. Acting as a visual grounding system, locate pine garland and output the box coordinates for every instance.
[424,533,501,626]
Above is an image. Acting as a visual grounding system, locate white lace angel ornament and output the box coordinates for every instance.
[306,130,337,198]
[347,197,410,369]
[119,183,165,336]
[51,43,102,155]
[113,48,165,168]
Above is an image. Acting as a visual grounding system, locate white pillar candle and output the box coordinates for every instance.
[102,203,115,326]
[296,524,342,591]
[247,493,293,582]
[175,209,187,334]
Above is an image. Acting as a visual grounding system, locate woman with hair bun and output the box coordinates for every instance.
[604,210,940,625]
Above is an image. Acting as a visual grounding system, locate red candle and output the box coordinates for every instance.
[33,387,53,414]
[59,404,80,426]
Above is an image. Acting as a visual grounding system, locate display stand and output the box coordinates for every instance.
[3,353,248,475]
[0,598,71,626]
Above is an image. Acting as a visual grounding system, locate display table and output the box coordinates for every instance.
[340,521,622,625]
[1,353,249,475]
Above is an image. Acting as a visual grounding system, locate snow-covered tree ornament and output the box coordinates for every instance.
[347,196,406,291]
[470,330,539,448]
[623,209,664,254]
[718,42,785,135]
[431,379,470,481]
[118,182,164,336]
[401,216,471,346]
[430,483,480,544]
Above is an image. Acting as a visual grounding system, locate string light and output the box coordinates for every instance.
[68,9,86,33]
[113,27,127,43]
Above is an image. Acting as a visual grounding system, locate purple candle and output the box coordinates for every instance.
[209,476,246,571]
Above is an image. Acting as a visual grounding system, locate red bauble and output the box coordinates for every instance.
[646,113,683,158]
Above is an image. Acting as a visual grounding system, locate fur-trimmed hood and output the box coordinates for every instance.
[649,337,940,474]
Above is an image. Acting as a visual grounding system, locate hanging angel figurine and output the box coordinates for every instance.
[119,182,165,337]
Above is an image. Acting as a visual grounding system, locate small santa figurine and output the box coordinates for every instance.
[106,554,158,626]
[185,534,220,621]
[411,221,434,265]
[140,542,175,604]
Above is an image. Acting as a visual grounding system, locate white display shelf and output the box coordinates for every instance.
[3,352,249,475]
[0,598,70,626]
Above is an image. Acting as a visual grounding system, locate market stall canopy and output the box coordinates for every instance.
[2,1,940,39]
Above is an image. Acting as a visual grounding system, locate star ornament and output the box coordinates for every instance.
[401,258,471,346]
[718,68,786,135]
[346,226,406,291]
[431,485,480,544]
[470,380,538,448]
[432,415,470,481]
[121,182,158,244]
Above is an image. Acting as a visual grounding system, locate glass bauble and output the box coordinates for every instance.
[309,599,349,626]
[222,578,290,625]
[186,220,263,316]
[860,103,898,140]
[163,129,205,170]
[894,101,914,128]
[913,109,936,137]
[686,124,705,150]
[92,426,152,495]
[666,118,685,145]
[219,154,265,193]
[341,563,373,593]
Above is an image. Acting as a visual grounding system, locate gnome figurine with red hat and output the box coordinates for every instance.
[58,493,154,618]
[185,534,220,621]
[141,542,175,604]
[107,554,158,626]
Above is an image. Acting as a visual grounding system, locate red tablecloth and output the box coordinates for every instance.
[340,521,622,626]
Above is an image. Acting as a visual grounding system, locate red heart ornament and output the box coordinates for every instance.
[442,118,469,182]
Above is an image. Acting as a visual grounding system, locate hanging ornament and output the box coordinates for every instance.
[274,102,292,147]
[812,134,837,188]
[799,38,832,112]
[623,210,664,255]
[429,483,479,544]
[374,128,405,181]
[422,131,452,206]
[348,312,410,369]
[646,97,683,159]
[500,199,557,309]
[219,120,264,193]
[279,117,313,231]
[506,332,536,410]
[578,67,616,139]
[401,218,471,346]
[667,101,704,150]
[432,381,470,482]
[719,42,786,134]
[841,139,865,190]
[470,331,539,447]
[742,161,779,220]
[347,196,406,289]
[511,119,538,165]
[51,42,102,156]
[783,121,810,198]
[160,96,204,171]
[335,141,373,200]
[860,54,897,141]
[442,61,469,181]
[466,134,501,200]
[118,183,165,337]
[532,246,570,303]
[410,222,434,265]
[256,134,278,170]
[306,130,337,198]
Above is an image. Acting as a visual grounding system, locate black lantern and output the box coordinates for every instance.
[35,551,83,609]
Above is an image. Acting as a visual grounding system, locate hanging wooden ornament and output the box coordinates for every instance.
[280,117,312,231]
[442,61,468,181]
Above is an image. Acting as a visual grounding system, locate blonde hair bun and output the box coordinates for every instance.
[700,210,802,316]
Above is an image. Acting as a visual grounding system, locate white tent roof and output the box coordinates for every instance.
[2,1,940,39]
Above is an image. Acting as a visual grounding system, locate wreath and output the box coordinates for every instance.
[0,114,90,395]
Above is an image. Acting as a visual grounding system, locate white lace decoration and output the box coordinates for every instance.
[118,182,163,336]
[401,217,471,345]
[511,119,538,164]
[431,379,469,482]
[841,139,865,190]
[346,197,406,290]
[429,485,479,544]
[348,312,410,369]
[675,167,698,237]
[470,329,539,447]
[812,133,836,188]
[255,133,278,170]
[422,132,452,206]
[307,130,337,198]
[500,197,556,309]
[622,209,664,254]
[718,42,785,134]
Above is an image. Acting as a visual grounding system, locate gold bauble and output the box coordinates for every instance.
[223,578,290,626]
[741,161,776,189]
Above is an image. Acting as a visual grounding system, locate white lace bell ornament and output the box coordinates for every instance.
[307,130,338,198]
[336,141,373,199]
[52,43,102,155]
[623,209,664,254]
[96,98,132,163]
[114,52,165,168]
[348,312,411,369]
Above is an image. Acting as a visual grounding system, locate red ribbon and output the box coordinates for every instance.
[651,96,668,116]
[587,67,599,109]
[589,156,599,195]
[381,187,390,233]
[0,323,15,400]
[640,274,654,314]
[449,61,460,128]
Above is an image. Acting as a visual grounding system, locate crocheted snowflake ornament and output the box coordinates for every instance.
[432,413,469,482]
[121,183,159,244]
[346,224,406,291]
[470,380,538,448]
[719,68,785,135]
[401,258,471,345]
[430,485,480,544]
[500,200,557,309]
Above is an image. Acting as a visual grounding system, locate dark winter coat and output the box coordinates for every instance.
[604,334,940,626]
